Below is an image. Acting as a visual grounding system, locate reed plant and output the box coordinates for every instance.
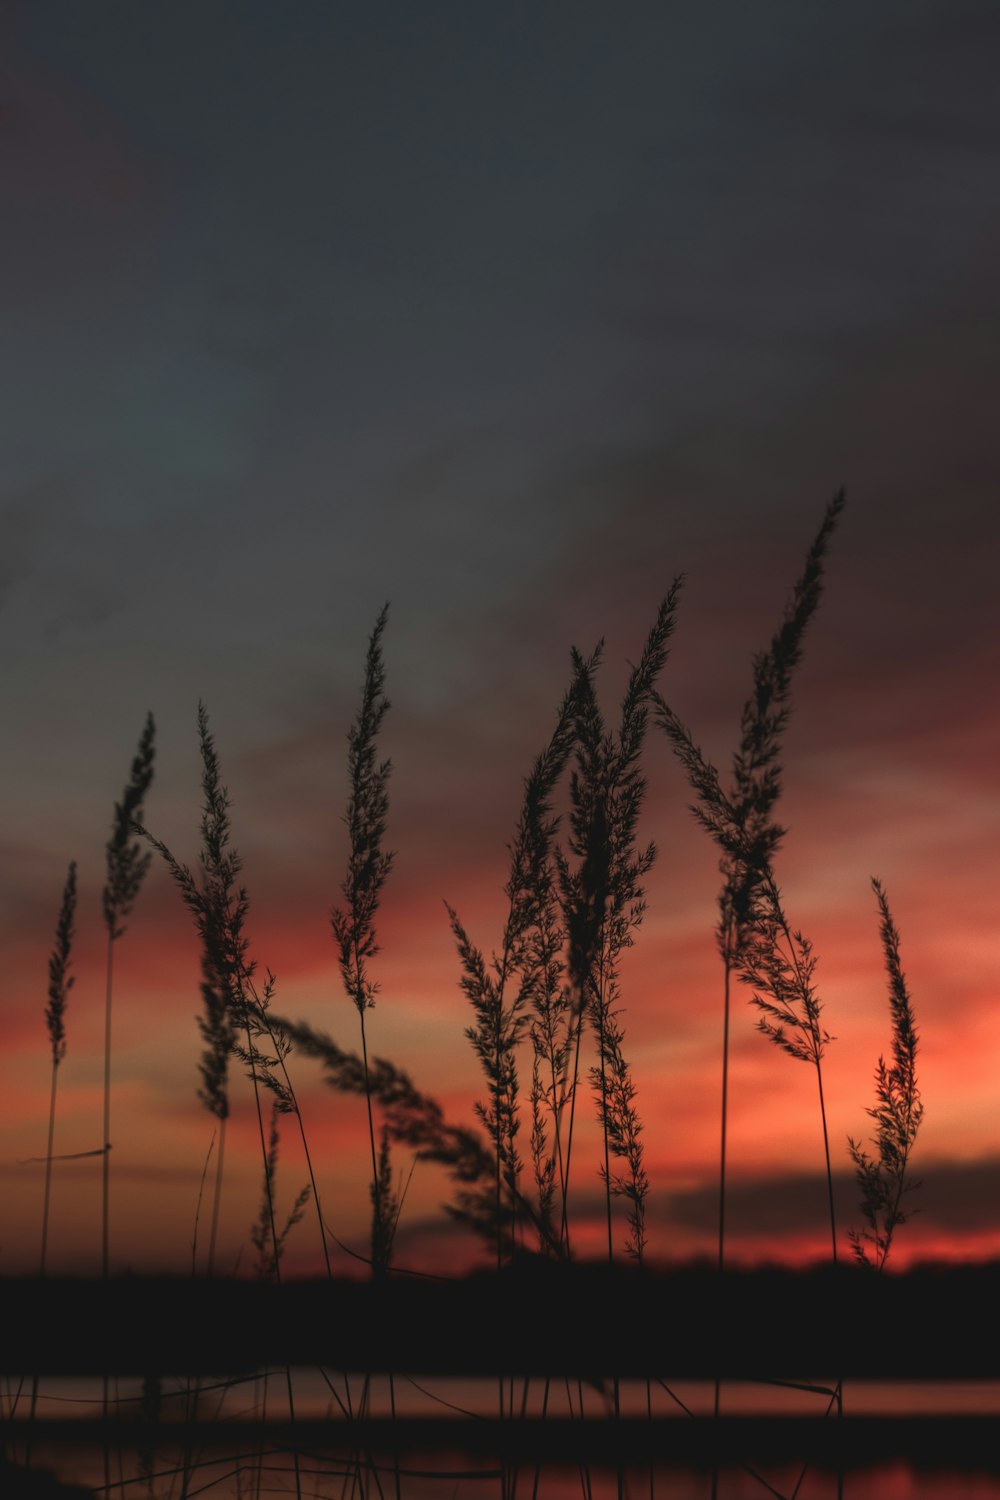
[136,705,305,1500]
[562,582,681,1266]
[847,878,923,1270]
[654,492,844,1273]
[39,861,77,1277]
[101,711,156,1278]
[99,713,155,1498]
[330,603,395,1271]
[27,861,78,1459]
[654,495,843,1500]
[448,662,579,1267]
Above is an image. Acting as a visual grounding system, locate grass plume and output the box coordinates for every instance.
[560,581,682,1264]
[848,878,924,1270]
[139,703,247,1274]
[330,603,397,1273]
[654,492,844,1267]
[449,664,581,1265]
[100,711,156,1279]
[40,861,77,1276]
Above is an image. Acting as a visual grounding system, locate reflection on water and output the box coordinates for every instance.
[13,1455,1000,1500]
[17,1372,1000,1418]
[6,1374,1000,1498]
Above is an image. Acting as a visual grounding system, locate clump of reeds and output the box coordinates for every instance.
[137,704,305,1500]
[447,582,680,1270]
[847,878,924,1270]
[138,704,249,1273]
[137,704,299,1271]
[448,663,580,1264]
[560,582,682,1265]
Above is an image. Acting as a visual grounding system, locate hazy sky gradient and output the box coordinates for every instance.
[2,2,998,1273]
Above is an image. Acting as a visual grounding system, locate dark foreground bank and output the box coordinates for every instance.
[1,1261,994,1378]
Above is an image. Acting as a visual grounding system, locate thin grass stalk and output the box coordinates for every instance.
[556,588,680,1500]
[206,1118,227,1279]
[238,1000,303,1500]
[743,869,843,1500]
[331,604,394,1263]
[328,605,399,1500]
[848,878,923,1270]
[746,870,838,1259]
[230,1001,357,1500]
[100,712,155,1498]
[136,707,302,1500]
[555,643,606,1259]
[654,493,843,1497]
[525,858,571,1254]
[190,1131,216,1276]
[655,488,844,1265]
[27,862,78,1467]
[39,860,77,1276]
[101,711,156,1280]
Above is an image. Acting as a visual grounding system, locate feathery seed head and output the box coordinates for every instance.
[46,860,77,1067]
[103,711,156,939]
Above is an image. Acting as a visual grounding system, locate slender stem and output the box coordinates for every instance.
[272,1042,332,1277]
[599,1006,613,1264]
[242,1013,302,1500]
[711,949,733,1500]
[767,880,838,1261]
[717,949,733,1280]
[246,994,363,1483]
[816,1054,844,1500]
[206,1115,227,1278]
[358,1004,401,1500]
[101,930,114,1500]
[27,1060,61,1466]
[546,1043,569,1244]
[358,1007,382,1259]
[815,1058,838,1265]
[40,1062,59,1276]
[558,1001,586,1256]
[102,930,115,1278]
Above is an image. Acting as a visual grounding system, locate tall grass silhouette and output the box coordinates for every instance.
[12,493,946,1500]
[101,711,156,1279]
[99,712,155,1495]
[39,860,77,1278]
[654,492,844,1278]
[27,860,78,1459]
[330,602,395,1271]
[654,493,844,1499]
[137,705,305,1500]
[848,878,924,1270]
[448,661,579,1267]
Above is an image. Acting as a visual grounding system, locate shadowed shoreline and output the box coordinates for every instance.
[2,1262,996,1378]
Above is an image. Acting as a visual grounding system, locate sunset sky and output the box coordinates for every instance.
[2,2,998,1276]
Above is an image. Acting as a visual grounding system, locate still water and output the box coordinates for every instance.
[8,1373,999,1498]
